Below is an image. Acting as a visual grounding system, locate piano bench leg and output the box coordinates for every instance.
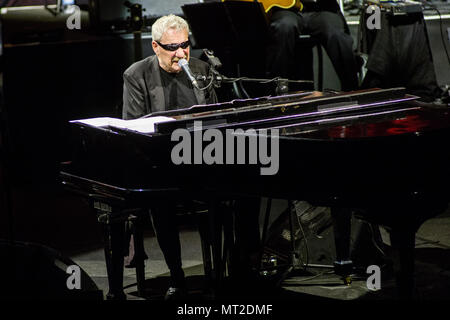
[130,215,147,298]
[331,208,354,285]
[103,219,127,300]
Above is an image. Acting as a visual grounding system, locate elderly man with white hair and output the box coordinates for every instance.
[122,14,261,300]
[122,14,218,300]
[123,14,217,119]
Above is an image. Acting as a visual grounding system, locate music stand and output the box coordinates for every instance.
[182,2,313,97]
[182,1,268,49]
[182,1,269,78]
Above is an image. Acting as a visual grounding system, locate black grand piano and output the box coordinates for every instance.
[60,88,450,300]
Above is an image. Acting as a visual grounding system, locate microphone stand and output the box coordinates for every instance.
[199,50,313,97]
[197,69,314,97]
[224,76,312,96]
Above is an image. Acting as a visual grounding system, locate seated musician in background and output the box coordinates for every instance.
[122,14,261,300]
[359,6,443,102]
[265,0,361,91]
[264,1,391,273]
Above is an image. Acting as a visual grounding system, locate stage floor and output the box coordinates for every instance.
[68,200,450,302]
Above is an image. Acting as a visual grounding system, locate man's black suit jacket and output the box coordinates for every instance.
[122,55,217,119]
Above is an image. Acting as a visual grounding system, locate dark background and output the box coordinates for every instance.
[0,0,449,256]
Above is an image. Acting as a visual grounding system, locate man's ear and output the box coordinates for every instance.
[152,40,158,53]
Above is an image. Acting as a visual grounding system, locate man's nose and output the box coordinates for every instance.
[175,47,185,58]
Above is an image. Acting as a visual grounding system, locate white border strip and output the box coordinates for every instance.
[347,14,450,24]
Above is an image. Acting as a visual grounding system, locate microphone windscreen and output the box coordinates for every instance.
[178,58,188,67]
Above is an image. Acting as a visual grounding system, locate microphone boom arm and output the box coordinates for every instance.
[196,70,314,94]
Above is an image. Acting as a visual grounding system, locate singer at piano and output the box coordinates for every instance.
[122,14,261,300]
[122,14,217,119]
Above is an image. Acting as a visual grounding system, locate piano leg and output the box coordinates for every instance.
[381,198,447,299]
[200,200,235,296]
[389,227,416,299]
[331,208,354,285]
[207,200,225,292]
[198,214,213,288]
[222,204,234,277]
[103,218,127,300]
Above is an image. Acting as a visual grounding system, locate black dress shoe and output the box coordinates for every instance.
[164,287,187,301]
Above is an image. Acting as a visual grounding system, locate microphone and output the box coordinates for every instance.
[178,58,199,89]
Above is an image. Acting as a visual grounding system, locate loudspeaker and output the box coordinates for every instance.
[0,240,103,300]
[262,201,388,272]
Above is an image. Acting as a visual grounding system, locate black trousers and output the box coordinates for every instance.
[151,198,261,287]
[360,12,441,101]
[151,204,185,287]
[266,9,359,91]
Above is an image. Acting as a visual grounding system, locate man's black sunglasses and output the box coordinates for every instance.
[156,40,190,51]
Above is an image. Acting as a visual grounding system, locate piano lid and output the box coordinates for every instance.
[274,105,450,139]
[153,87,420,134]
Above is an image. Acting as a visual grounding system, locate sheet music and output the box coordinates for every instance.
[71,116,176,134]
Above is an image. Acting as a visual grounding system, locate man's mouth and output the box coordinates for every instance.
[172,57,186,64]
